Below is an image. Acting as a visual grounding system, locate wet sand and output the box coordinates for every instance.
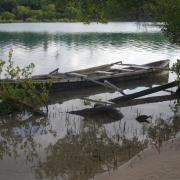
[94,136,180,180]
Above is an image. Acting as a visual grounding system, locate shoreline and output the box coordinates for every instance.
[93,135,180,180]
[0,20,156,24]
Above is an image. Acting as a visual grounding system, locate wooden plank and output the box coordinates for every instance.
[115,94,177,107]
[69,94,177,116]
[49,68,59,75]
[104,80,126,95]
[119,63,151,70]
[65,72,119,91]
[111,81,178,103]
[95,71,114,75]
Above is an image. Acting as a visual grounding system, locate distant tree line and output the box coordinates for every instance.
[0,0,179,44]
[0,0,171,22]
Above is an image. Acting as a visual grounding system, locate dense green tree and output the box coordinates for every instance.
[1,11,15,20]
[0,0,17,12]
[0,0,179,41]
[16,5,31,21]
[64,2,81,20]
[157,0,180,45]
[42,4,56,20]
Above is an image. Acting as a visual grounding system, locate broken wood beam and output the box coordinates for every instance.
[104,80,126,95]
[49,68,59,75]
[69,94,178,117]
[65,72,120,92]
[116,94,177,107]
[111,81,178,103]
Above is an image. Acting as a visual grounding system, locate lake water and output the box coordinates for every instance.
[0,22,180,180]
[0,22,179,75]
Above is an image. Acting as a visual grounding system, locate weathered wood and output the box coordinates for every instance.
[104,80,126,95]
[49,68,59,75]
[6,60,170,91]
[95,71,114,75]
[163,89,175,93]
[111,81,178,103]
[118,63,151,70]
[115,94,177,107]
[65,72,120,92]
[70,105,124,122]
[111,61,123,65]
[69,94,178,117]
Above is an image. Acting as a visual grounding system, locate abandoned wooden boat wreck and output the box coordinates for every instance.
[31,59,170,90]
[1,60,170,91]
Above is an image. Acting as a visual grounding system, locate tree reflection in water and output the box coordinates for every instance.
[0,113,55,163]
[0,99,180,180]
[35,103,180,180]
[35,119,147,180]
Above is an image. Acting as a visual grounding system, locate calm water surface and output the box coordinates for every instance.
[0,22,179,74]
[0,22,180,180]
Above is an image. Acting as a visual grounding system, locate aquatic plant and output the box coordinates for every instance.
[0,50,50,115]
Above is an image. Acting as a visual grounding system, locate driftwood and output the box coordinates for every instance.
[111,81,178,103]
[70,94,178,117]
[70,105,124,123]
[115,94,177,107]
[69,81,179,117]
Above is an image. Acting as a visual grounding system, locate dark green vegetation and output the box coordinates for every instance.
[0,0,176,22]
[156,0,180,45]
[0,50,50,115]
[0,0,179,44]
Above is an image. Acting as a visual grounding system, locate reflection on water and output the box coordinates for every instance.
[0,22,180,180]
[0,93,180,180]
[0,74,180,179]
[35,120,147,180]
[0,23,179,75]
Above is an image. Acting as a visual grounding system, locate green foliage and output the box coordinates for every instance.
[0,0,17,12]
[0,0,160,22]
[83,99,92,106]
[171,59,180,80]
[1,11,15,20]
[0,50,50,114]
[42,4,57,20]
[15,5,31,21]
[30,9,43,21]
[0,0,179,45]
[157,0,180,45]
[64,2,81,20]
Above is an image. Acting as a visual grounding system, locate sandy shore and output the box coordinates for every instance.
[93,136,180,180]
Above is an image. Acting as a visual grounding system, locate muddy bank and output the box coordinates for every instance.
[93,135,180,180]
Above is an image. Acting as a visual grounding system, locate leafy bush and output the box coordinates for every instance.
[15,5,31,21]
[1,11,15,20]
[0,50,50,114]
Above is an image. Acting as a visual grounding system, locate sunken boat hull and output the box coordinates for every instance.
[49,60,170,90]
[0,60,170,91]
